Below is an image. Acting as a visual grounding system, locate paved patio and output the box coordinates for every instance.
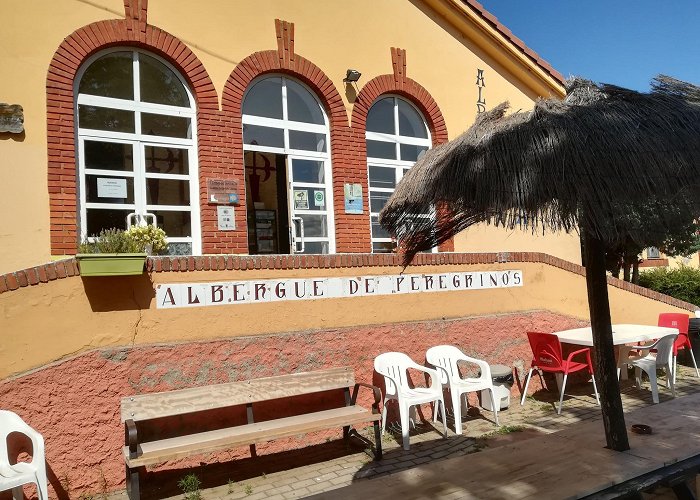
[108,364,700,500]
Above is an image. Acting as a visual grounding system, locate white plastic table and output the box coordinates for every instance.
[553,324,678,347]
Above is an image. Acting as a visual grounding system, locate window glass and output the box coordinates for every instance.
[84,141,133,171]
[152,211,191,237]
[167,242,192,255]
[286,79,325,124]
[400,144,429,162]
[144,146,189,175]
[77,50,199,255]
[85,175,134,204]
[292,188,325,211]
[146,178,190,206]
[370,191,392,213]
[372,241,395,253]
[366,98,395,134]
[79,105,135,133]
[243,124,284,148]
[289,130,326,152]
[369,166,396,189]
[299,215,327,237]
[398,100,428,138]
[139,53,190,107]
[79,52,133,100]
[86,208,132,235]
[365,97,431,253]
[301,241,328,254]
[366,140,396,160]
[242,77,283,119]
[371,216,390,239]
[141,113,191,138]
[292,159,325,184]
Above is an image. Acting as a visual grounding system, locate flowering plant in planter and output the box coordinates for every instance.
[76,226,168,276]
[78,226,169,255]
[125,224,169,255]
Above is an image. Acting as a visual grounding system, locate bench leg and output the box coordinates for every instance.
[373,419,383,461]
[343,425,350,439]
[125,465,141,500]
[671,480,696,500]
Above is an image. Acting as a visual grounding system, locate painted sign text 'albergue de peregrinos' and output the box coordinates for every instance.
[156,270,523,309]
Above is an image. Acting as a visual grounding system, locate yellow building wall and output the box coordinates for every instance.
[0,260,688,379]
[0,0,578,275]
[0,0,123,274]
[454,226,583,264]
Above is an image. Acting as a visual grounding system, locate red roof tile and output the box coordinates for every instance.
[463,0,565,86]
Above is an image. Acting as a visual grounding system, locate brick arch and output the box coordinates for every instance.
[351,74,448,147]
[222,50,366,252]
[46,19,221,255]
[351,74,453,252]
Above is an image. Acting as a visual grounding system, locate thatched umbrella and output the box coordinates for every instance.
[380,76,700,451]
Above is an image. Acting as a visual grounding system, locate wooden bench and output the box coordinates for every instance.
[121,367,382,499]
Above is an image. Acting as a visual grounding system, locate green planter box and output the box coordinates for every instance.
[77,253,147,276]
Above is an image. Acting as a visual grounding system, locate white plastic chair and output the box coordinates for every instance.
[0,410,48,500]
[618,333,677,404]
[426,345,499,435]
[374,352,447,450]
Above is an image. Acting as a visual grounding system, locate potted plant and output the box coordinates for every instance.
[76,226,168,276]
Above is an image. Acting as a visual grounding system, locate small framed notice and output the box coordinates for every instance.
[217,206,235,231]
[97,178,127,199]
[207,178,239,205]
[294,190,309,209]
[344,183,363,214]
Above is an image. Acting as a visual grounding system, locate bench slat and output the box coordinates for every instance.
[123,405,379,467]
[121,367,354,422]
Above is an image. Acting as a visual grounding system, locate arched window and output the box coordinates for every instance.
[366,96,432,253]
[242,76,334,255]
[76,49,200,255]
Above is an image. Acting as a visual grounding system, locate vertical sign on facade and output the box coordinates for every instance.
[476,69,486,114]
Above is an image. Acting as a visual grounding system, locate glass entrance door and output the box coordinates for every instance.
[287,157,334,254]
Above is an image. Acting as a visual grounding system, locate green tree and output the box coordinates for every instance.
[604,195,700,283]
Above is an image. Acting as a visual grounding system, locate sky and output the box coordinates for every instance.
[477,0,700,91]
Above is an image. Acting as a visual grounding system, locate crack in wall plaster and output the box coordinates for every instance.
[130,289,142,345]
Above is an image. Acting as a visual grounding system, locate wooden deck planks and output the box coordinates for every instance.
[311,393,700,500]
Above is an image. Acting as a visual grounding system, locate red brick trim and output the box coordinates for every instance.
[0,259,79,294]
[639,258,669,268]
[124,0,147,23]
[221,20,365,252]
[352,49,448,145]
[275,19,295,66]
[351,47,451,251]
[46,9,221,255]
[2,252,694,312]
[461,0,565,86]
[391,47,407,82]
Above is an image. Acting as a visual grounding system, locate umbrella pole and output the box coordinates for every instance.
[583,230,631,451]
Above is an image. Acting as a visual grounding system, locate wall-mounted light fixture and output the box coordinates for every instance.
[343,69,362,83]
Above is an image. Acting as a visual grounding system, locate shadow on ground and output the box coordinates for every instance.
[137,437,368,499]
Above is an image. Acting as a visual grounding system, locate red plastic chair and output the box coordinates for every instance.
[658,313,699,383]
[519,331,600,414]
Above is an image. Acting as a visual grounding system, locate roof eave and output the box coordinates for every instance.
[423,0,566,99]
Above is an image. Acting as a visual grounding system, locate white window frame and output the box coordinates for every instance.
[366,95,434,253]
[75,48,201,255]
[242,75,335,254]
